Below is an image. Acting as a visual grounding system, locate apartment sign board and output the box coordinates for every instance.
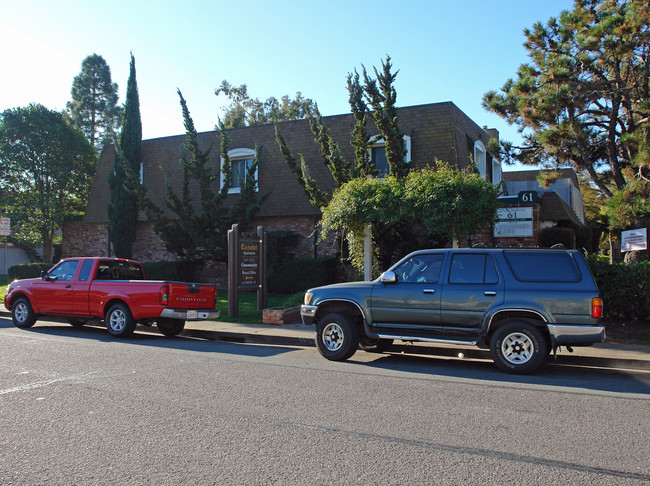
[621,228,647,252]
[494,207,534,238]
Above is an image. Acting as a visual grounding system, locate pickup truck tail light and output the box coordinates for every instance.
[591,297,603,319]
[214,288,218,307]
[160,285,170,306]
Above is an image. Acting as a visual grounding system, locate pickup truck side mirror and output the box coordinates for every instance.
[380,271,397,284]
[40,271,48,280]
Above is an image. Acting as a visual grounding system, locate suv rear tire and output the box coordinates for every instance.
[490,321,547,374]
[316,312,359,361]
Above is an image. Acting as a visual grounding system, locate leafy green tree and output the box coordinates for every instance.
[483,0,649,200]
[363,56,408,178]
[275,57,412,267]
[0,104,96,262]
[127,90,268,265]
[276,56,407,207]
[108,53,142,259]
[215,80,318,128]
[321,164,499,270]
[67,54,121,149]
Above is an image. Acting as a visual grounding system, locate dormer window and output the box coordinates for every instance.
[221,148,258,194]
[369,135,411,176]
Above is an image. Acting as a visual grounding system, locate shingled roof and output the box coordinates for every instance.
[82,102,493,224]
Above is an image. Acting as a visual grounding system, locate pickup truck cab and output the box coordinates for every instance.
[301,248,605,374]
[4,257,220,337]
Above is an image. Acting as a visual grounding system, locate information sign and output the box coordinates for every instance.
[494,207,534,238]
[621,228,647,252]
[0,217,10,236]
[239,239,260,288]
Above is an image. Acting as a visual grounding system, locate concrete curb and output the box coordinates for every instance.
[2,310,649,372]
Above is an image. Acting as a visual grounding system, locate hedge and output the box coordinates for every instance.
[8,260,199,282]
[267,257,340,294]
[587,256,650,321]
[8,263,54,280]
[141,261,200,282]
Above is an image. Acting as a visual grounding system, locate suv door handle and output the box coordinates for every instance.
[423,289,436,294]
[484,291,497,296]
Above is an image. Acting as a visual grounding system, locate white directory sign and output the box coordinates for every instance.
[0,217,10,236]
[621,228,647,252]
[493,207,534,238]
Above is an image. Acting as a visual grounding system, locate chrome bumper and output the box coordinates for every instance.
[300,305,318,325]
[160,308,220,321]
[547,324,606,345]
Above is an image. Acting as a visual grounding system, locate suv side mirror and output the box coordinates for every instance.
[380,271,397,284]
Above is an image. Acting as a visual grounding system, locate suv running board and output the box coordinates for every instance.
[377,334,479,346]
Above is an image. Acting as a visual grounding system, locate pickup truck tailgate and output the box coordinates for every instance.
[167,282,216,310]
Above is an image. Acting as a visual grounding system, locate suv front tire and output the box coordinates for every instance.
[316,312,359,361]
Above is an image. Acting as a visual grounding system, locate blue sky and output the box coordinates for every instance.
[1,0,574,170]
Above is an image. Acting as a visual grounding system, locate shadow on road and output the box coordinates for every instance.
[352,349,650,397]
[0,316,300,359]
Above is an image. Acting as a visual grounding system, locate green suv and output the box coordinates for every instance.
[301,248,605,374]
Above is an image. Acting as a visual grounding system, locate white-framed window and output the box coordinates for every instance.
[221,148,258,194]
[369,135,411,176]
[474,140,486,180]
[492,158,502,188]
[139,162,144,184]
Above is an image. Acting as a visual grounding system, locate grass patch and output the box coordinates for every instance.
[215,289,304,324]
[0,276,11,303]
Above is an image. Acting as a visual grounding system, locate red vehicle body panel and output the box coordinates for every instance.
[4,257,218,323]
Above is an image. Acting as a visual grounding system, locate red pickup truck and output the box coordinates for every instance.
[4,257,220,337]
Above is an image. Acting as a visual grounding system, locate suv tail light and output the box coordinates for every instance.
[160,285,170,306]
[591,297,603,319]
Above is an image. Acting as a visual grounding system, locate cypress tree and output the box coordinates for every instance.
[108,53,141,258]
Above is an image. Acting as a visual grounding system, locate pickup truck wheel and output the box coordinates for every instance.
[106,303,137,337]
[316,313,359,361]
[490,321,547,374]
[157,318,185,337]
[12,297,37,328]
[359,335,393,353]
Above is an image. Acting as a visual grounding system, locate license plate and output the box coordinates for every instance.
[187,310,198,319]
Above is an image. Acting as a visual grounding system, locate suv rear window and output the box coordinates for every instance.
[504,251,580,282]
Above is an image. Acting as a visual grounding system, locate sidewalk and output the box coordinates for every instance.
[182,319,650,372]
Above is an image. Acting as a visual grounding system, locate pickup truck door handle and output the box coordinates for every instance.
[65,285,72,289]
[484,291,497,296]
[423,289,436,294]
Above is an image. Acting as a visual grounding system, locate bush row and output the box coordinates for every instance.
[7,257,341,297]
[8,263,54,280]
[587,256,650,321]
[267,258,340,294]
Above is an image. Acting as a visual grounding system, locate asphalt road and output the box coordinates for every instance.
[1,316,649,485]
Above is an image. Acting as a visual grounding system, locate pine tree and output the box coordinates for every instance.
[108,53,141,258]
[67,54,121,149]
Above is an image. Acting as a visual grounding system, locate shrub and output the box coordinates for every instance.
[539,227,576,248]
[142,260,200,282]
[587,255,650,321]
[267,257,340,294]
[8,263,54,280]
[267,230,301,272]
